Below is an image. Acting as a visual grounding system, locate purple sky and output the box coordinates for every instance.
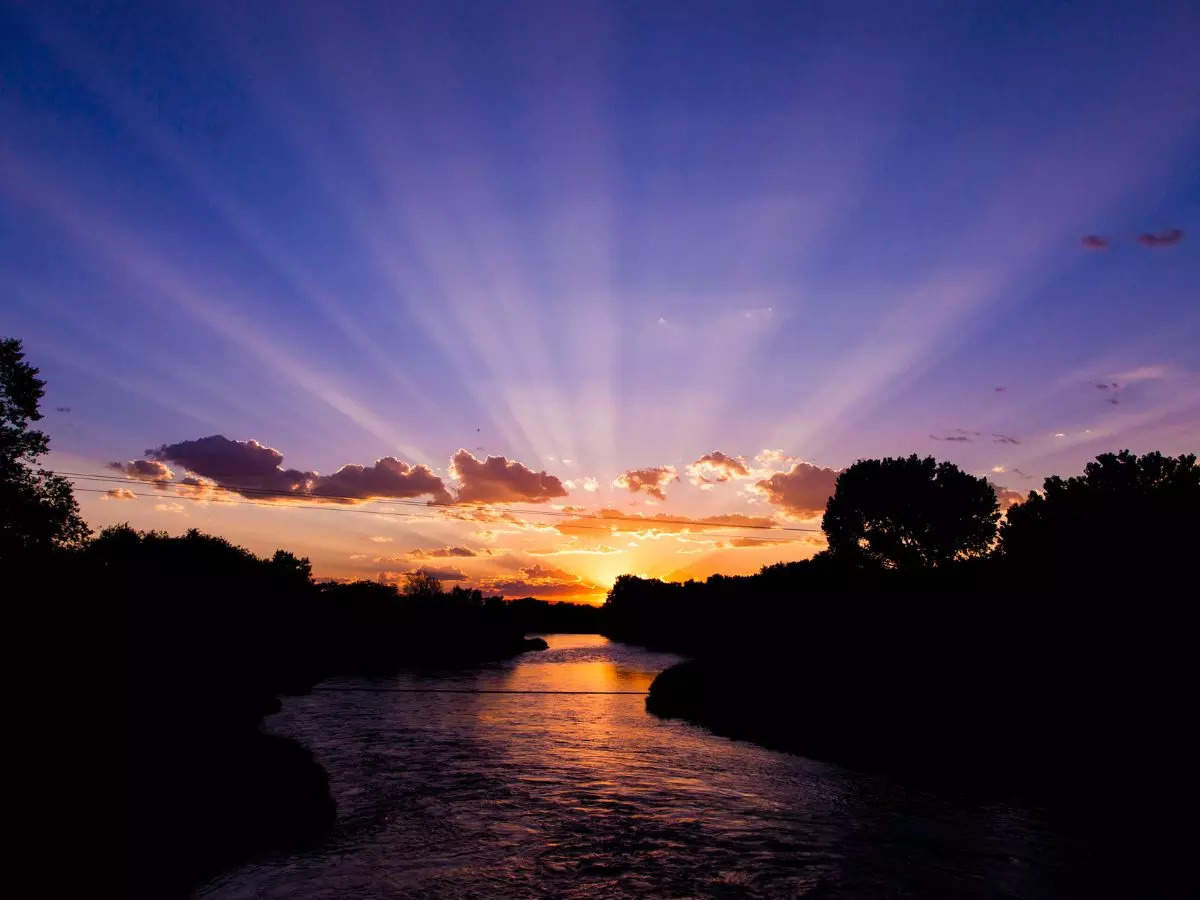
[2,1,1197,596]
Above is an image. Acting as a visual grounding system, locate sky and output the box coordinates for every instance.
[2,1,1198,602]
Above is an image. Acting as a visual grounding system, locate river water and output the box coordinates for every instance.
[198,634,1069,898]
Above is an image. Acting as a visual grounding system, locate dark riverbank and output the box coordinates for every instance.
[639,595,1196,792]
[636,594,1199,894]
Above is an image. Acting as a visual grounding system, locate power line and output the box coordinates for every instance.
[57,470,821,537]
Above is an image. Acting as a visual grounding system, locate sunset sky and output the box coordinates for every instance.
[3,1,1197,602]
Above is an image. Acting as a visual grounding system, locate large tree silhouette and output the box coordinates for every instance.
[822,454,999,569]
[0,338,89,559]
[999,449,1197,587]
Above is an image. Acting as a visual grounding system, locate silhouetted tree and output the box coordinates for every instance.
[402,570,444,598]
[999,449,1198,587]
[269,549,313,586]
[821,454,998,569]
[0,337,89,559]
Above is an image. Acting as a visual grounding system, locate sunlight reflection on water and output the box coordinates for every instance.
[198,634,1063,899]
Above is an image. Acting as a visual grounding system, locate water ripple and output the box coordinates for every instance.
[198,634,1062,899]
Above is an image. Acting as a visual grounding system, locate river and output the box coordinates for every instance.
[198,633,1069,898]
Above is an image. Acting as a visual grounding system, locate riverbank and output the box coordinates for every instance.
[635,595,1197,793]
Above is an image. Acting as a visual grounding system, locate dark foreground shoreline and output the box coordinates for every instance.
[637,597,1200,896]
[129,628,549,898]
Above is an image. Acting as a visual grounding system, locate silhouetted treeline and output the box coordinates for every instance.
[504,595,604,632]
[608,449,1198,654]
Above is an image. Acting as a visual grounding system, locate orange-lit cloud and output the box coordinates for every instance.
[474,564,606,600]
[408,546,479,558]
[450,450,567,503]
[102,487,137,500]
[378,566,470,583]
[752,461,840,518]
[109,458,172,483]
[755,449,793,466]
[555,508,777,538]
[613,465,679,500]
[565,476,600,492]
[992,485,1026,510]
[175,475,222,500]
[686,451,751,487]
[527,543,622,556]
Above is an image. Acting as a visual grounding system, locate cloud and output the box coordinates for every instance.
[752,461,840,518]
[408,546,477,558]
[1081,234,1109,250]
[990,484,1026,510]
[369,536,393,543]
[527,544,622,556]
[146,435,450,503]
[474,565,606,600]
[108,459,172,483]
[755,449,793,466]
[1137,228,1183,247]
[613,465,679,500]
[175,475,221,500]
[555,508,778,539]
[931,428,982,442]
[147,435,308,494]
[408,565,469,582]
[102,488,137,501]
[311,458,453,504]
[1112,365,1169,383]
[348,553,368,560]
[581,476,599,492]
[992,433,1021,445]
[686,451,751,487]
[450,450,567,503]
[154,502,185,513]
[729,536,771,547]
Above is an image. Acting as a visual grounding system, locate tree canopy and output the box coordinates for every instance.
[0,337,89,559]
[821,454,999,569]
[999,449,1198,587]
